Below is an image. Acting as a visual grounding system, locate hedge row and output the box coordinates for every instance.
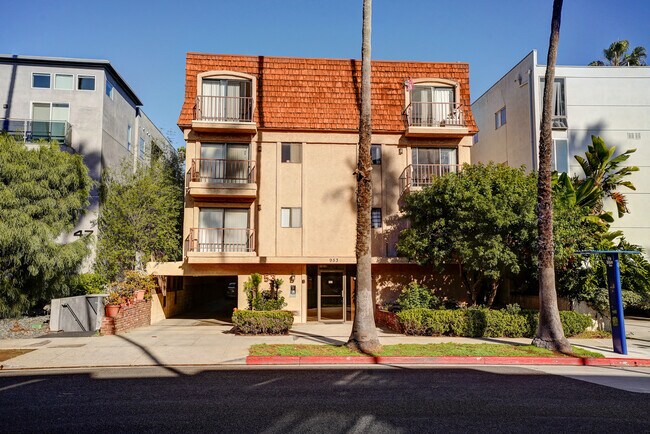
[396,308,592,338]
[232,310,294,335]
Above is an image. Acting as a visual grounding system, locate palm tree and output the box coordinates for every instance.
[533,0,572,354]
[589,40,647,66]
[346,0,382,354]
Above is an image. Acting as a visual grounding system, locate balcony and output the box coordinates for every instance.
[404,102,468,137]
[186,228,255,261]
[192,95,256,133]
[0,118,71,146]
[399,163,460,196]
[188,158,257,199]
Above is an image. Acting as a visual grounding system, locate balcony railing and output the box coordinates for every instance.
[194,95,253,123]
[399,164,461,192]
[0,118,71,145]
[405,102,466,128]
[190,158,256,184]
[187,228,255,253]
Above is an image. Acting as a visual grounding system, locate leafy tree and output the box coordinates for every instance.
[589,40,647,66]
[0,135,92,317]
[397,163,589,308]
[347,0,382,354]
[95,154,183,281]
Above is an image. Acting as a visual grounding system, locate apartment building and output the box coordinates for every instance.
[471,50,650,252]
[150,53,477,323]
[0,55,175,264]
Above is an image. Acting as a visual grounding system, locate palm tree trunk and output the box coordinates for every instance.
[533,0,572,353]
[347,0,382,354]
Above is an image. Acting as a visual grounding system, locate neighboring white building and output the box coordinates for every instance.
[0,55,176,267]
[471,50,650,252]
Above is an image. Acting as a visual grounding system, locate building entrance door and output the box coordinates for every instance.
[318,268,346,322]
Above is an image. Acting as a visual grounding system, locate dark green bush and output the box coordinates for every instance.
[232,310,294,335]
[395,282,440,311]
[396,308,592,338]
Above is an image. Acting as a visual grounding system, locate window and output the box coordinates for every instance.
[200,78,252,122]
[106,80,114,99]
[31,102,69,141]
[77,76,95,91]
[281,207,302,228]
[552,139,569,173]
[127,125,132,151]
[139,137,145,158]
[32,73,51,88]
[54,74,73,90]
[198,208,250,252]
[281,143,301,163]
[541,78,567,129]
[472,133,479,145]
[200,143,251,183]
[495,107,506,129]
[411,147,458,185]
[371,144,382,165]
[371,208,382,228]
[410,85,456,127]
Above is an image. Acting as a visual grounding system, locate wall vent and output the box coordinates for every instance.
[627,132,641,140]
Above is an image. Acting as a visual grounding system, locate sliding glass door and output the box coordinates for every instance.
[198,208,249,252]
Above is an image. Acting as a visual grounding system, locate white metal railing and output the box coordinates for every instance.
[187,228,255,253]
[194,95,253,123]
[405,102,466,127]
[399,164,461,192]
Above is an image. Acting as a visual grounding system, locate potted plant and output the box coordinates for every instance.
[105,290,123,318]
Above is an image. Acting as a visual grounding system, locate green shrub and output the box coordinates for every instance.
[396,282,440,311]
[396,308,591,338]
[232,310,294,334]
[71,273,107,295]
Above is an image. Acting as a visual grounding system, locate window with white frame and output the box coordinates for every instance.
[31,102,69,141]
[371,208,382,229]
[32,73,51,88]
[281,207,302,228]
[77,75,95,91]
[495,107,506,129]
[200,78,252,122]
[106,80,114,99]
[472,133,479,145]
[371,144,382,165]
[54,74,73,90]
[410,85,457,127]
[281,143,301,163]
[541,78,567,129]
[552,139,569,173]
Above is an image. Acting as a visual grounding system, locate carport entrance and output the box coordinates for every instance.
[183,276,238,322]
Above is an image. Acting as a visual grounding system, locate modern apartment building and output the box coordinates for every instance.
[0,55,175,263]
[150,53,477,323]
[471,50,650,252]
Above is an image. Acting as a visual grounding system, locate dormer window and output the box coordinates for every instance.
[405,79,465,130]
[197,75,253,123]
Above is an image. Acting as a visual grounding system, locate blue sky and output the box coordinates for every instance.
[1,0,648,147]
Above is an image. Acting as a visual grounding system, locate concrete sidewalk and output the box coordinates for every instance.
[1,317,649,370]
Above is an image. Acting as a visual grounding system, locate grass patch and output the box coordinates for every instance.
[0,349,34,362]
[249,343,604,358]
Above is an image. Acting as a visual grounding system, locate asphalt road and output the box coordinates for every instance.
[0,366,649,433]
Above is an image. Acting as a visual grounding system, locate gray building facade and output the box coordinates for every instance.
[0,55,175,267]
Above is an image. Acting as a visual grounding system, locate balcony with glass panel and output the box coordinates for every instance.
[188,143,257,199]
[192,78,256,133]
[0,118,71,146]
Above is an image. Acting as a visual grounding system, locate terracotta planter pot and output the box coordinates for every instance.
[105,304,120,318]
[135,290,145,301]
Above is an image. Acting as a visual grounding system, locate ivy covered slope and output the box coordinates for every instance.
[0,135,92,317]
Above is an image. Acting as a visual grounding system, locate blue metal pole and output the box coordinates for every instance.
[605,253,627,355]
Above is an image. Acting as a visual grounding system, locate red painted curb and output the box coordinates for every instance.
[583,358,650,367]
[246,355,650,366]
